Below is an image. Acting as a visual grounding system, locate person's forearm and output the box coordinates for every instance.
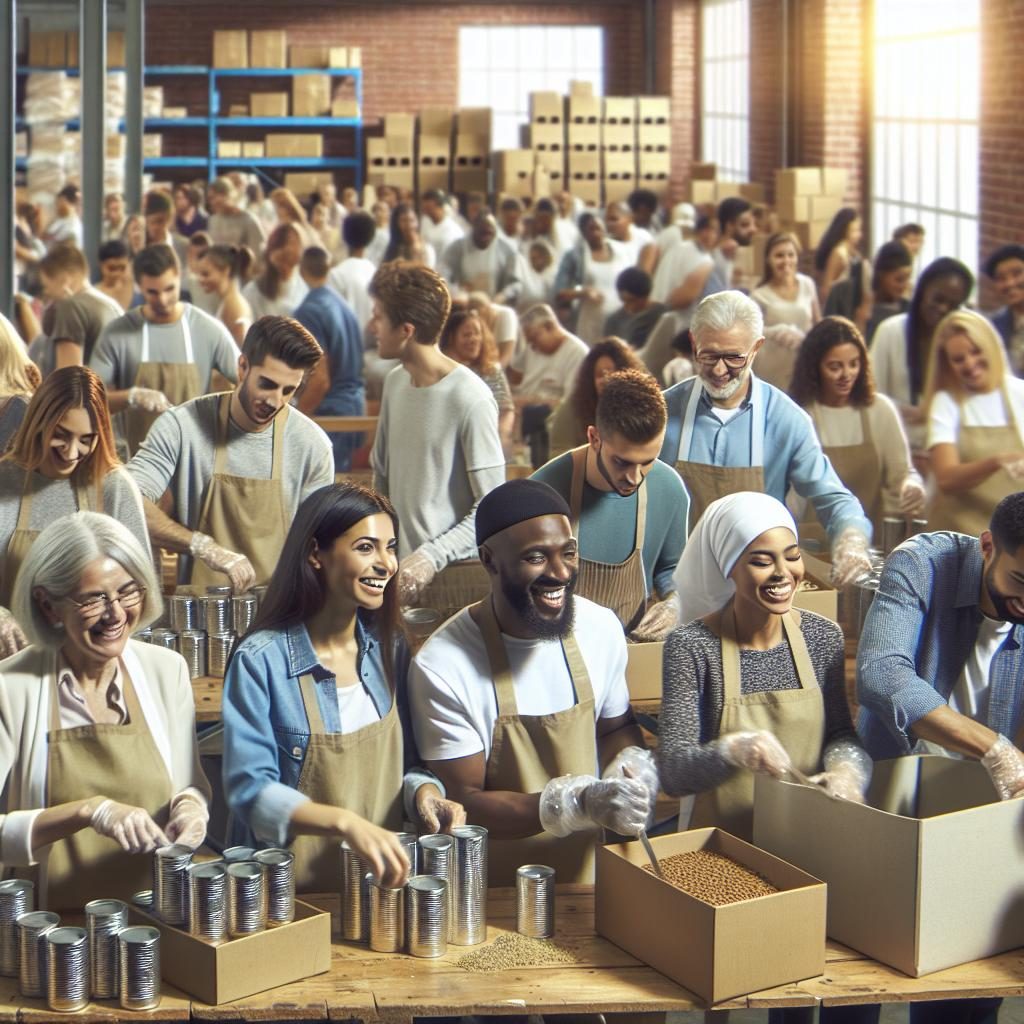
[638,243,658,276]
[418,464,506,569]
[456,789,542,840]
[667,268,710,311]
[54,339,83,369]
[932,452,1004,493]
[106,388,133,413]
[910,705,999,759]
[597,723,645,773]
[143,496,195,555]
[30,797,101,853]
[287,800,360,838]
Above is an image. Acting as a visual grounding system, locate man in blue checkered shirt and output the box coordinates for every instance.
[856,492,1024,799]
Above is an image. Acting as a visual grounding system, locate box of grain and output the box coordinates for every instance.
[213,30,248,69]
[265,133,323,158]
[251,93,289,118]
[250,30,287,68]
[596,828,826,1004]
[754,755,1024,977]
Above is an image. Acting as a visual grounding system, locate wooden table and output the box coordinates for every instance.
[5,887,1023,1023]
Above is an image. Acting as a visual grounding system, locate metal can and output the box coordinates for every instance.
[168,594,198,633]
[17,911,59,999]
[516,864,555,938]
[118,927,161,1011]
[339,842,369,942]
[450,825,488,946]
[394,832,419,877]
[227,862,266,937]
[368,881,405,953]
[151,628,178,650]
[177,629,207,679]
[84,898,127,1000]
[222,846,256,864]
[189,862,228,942]
[0,879,34,977]
[204,594,232,636]
[45,927,89,1013]
[255,848,296,926]
[405,875,448,958]
[418,835,454,937]
[232,594,258,636]
[207,631,235,677]
[153,844,193,927]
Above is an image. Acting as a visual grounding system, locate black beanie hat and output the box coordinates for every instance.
[475,479,571,546]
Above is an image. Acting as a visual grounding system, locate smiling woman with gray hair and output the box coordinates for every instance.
[0,510,210,910]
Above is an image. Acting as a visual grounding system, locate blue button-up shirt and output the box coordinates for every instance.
[856,531,1024,758]
[222,615,440,847]
[658,375,872,544]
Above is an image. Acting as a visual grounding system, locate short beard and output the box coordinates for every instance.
[499,570,578,640]
[700,368,748,401]
[984,565,1024,625]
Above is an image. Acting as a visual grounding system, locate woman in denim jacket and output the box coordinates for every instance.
[222,483,465,890]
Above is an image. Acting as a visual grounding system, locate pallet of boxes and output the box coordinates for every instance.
[774,166,848,252]
[636,95,671,197]
[453,108,490,199]
[526,90,565,196]
[418,108,453,194]
[566,82,601,207]
[366,113,415,194]
[602,96,636,203]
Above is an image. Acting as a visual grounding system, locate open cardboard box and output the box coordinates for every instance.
[595,828,826,1004]
[753,755,1024,977]
[127,898,330,1004]
[625,640,663,702]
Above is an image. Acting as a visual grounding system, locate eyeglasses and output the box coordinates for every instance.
[64,582,146,621]
[694,349,754,369]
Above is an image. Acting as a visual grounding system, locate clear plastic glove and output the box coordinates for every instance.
[981,734,1024,800]
[539,774,594,837]
[628,594,680,642]
[897,476,926,516]
[582,776,652,836]
[0,607,28,660]
[189,532,256,593]
[602,746,660,807]
[814,739,872,802]
[128,387,172,414]
[830,528,873,587]
[165,792,209,849]
[90,798,169,854]
[415,784,467,834]
[398,549,437,606]
[717,730,792,778]
[1001,456,1024,483]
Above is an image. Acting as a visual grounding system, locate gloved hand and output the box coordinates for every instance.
[1001,456,1024,482]
[717,730,792,778]
[128,387,172,414]
[165,792,209,849]
[809,740,872,802]
[628,594,680,642]
[897,476,926,516]
[90,798,169,854]
[415,784,467,833]
[398,549,437,606]
[981,734,1024,800]
[602,746,660,808]
[830,528,873,587]
[538,774,651,838]
[189,532,256,593]
[0,607,28,660]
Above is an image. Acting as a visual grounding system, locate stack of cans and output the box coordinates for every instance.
[118,927,161,1011]
[339,842,370,942]
[255,849,295,926]
[394,832,419,876]
[451,826,488,946]
[202,588,233,634]
[232,594,258,635]
[45,927,89,1013]
[17,910,59,998]
[150,628,178,651]
[516,864,555,938]
[189,862,228,942]
[418,835,454,938]
[178,630,207,679]
[207,633,235,678]
[405,876,448,958]
[84,899,127,1000]
[227,862,266,937]
[369,882,405,953]
[154,844,194,927]
[0,879,34,977]
[169,594,199,633]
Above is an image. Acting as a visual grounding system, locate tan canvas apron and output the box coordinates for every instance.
[674,378,767,530]
[802,404,883,546]
[44,660,174,910]
[568,445,649,631]
[124,316,203,456]
[290,672,404,893]
[0,473,91,609]
[477,598,599,885]
[689,609,825,841]
[927,389,1024,537]
[187,393,290,590]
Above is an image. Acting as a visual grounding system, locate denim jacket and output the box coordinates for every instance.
[222,614,442,847]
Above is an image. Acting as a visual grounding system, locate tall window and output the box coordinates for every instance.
[701,0,750,182]
[872,2,979,270]
[459,26,604,151]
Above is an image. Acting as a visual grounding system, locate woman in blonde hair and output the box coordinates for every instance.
[270,187,318,249]
[0,367,148,656]
[242,223,308,318]
[0,314,40,450]
[925,309,1024,535]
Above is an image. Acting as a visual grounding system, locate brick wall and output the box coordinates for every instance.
[654,0,699,203]
[748,0,785,196]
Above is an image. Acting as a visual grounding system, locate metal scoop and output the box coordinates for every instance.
[638,829,663,878]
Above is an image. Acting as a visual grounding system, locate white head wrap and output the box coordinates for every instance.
[673,492,799,624]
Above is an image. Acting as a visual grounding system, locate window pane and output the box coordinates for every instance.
[701,0,750,180]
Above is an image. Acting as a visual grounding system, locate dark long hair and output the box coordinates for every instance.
[789,316,875,409]
[244,483,401,685]
[814,208,859,272]
[256,223,301,300]
[383,202,419,264]
[571,337,644,435]
[904,257,974,403]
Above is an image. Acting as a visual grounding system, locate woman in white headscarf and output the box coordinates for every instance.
[657,491,871,843]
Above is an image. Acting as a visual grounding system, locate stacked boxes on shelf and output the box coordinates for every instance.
[602,97,636,203]
[527,91,564,195]
[566,81,602,206]
[494,149,535,203]
[637,96,671,193]
[775,166,848,250]
[367,113,414,191]
[688,162,766,206]
[454,108,491,195]
[419,108,453,193]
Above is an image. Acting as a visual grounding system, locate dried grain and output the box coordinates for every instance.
[641,849,778,905]
[454,931,581,971]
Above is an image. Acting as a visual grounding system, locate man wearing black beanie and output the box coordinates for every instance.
[408,478,660,885]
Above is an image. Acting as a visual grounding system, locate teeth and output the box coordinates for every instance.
[536,588,565,600]
[360,578,386,590]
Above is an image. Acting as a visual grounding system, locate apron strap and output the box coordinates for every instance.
[298,672,328,736]
[16,471,34,532]
[48,656,142,731]
[477,599,520,719]
[271,404,290,481]
[212,392,232,476]
[858,405,873,448]
[717,608,743,702]
[679,377,764,467]
[142,313,195,364]
[141,320,149,363]
[568,446,587,534]
[634,469,648,553]
[560,631,595,706]
[679,379,703,462]
[780,612,817,691]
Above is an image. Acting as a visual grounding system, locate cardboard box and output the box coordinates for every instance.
[285,171,332,198]
[142,134,162,158]
[242,141,265,158]
[251,93,289,118]
[458,107,492,137]
[293,74,331,117]
[213,30,248,69]
[810,194,842,223]
[107,30,125,67]
[418,166,450,192]
[143,86,164,119]
[714,181,747,202]
[349,47,362,68]
[228,103,249,118]
[568,152,601,179]
[385,113,416,138]
[528,123,564,153]
[777,194,811,223]
[775,166,822,199]
[529,92,564,125]
[494,149,533,183]
[128,900,330,1005]
[217,140,243,158]
[569,79,594,99]
[603,97,636,125]
[691,161,717,180]
[602,125,635,153]
[331,98,360,119]
[250,29,286,68]
[41,30,67,67]
[570,179,602,206]
[690,179,717,205]
[28,30,51,66]
[453,168,488,194]
[567,124,601,152]
[738,182,766,204]
[328,46,348,68]
[419,134,450,161]
[161,106,189,119]
[454,149,486,170]
[637,96,670,125]
[265,133,323,158]
[568,93,602,125]
[754,755,1024,977]
[604,176,635,203]
[454,133,487,158]
[604,151,636,177]
[822,167,848,196]
[784,219,833,251]
[289,44,329,68]
[638,125,671,152]
[638,151,671,177]
[420,107,454,137]
[596,828,826,1004]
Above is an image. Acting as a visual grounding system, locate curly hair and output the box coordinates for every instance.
[789,316,875,408]
[595,369,666,443]
[571,337,645,433]
[439,305,500,376]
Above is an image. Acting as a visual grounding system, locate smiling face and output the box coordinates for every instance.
[768,240,798,283]
[310,512,398,612]
[451,315,483,365]
[40,406,98,479]
[138,268,181,322]
[269,232,302,275]
[235,354,307,432]
[921,273,969,331]
[729,527,804,619]
[944,331,991,393]
[877,264,912,303]
[593,355,619,397]
[694,323,762,402]
[818,341,862,406]
[993,257,1024,312]
[197,254,229,295]
[583,217,606,250]
[981,532,1024,624]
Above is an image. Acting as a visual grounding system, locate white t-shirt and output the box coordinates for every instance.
[336,682,382,734]
[409,597,631,763]
[614,226,654,266]
[654,225,686,255]
[421,214,465,260]
[241,274,309,318]
[490,304,519,348]
[651,240,713,305]
[947,615,1013,725]
[510,330,589,404]
[927,376,1024,449]
[328,257,376,330]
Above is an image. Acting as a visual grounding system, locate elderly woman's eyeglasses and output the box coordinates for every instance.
[64,583,146,621]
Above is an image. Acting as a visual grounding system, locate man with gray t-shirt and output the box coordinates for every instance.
[91,244,239,455]
[127,315,333,591]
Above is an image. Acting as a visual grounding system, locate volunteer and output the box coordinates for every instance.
[142,189,189,269]
[603,268,666,350]
[222,484,464,891]
[0,511,210,910]
[815,208,866,308]
[985,244,1024,373]
[604,201,653,266]
[659,492,871,842]
[0,317,38,449]
[418,189,464,261]
[410,479,658,884]
[533,370,687,640]
[207,177,266,253]
[924,310,1024,536]
[382,202,436,268]
[0,367,149,658]
[439,213,521,305]
[90,244,240,456]
[546,337,645,459]
[242,224,309,318]
[94,239,137,313]
[127,316,333,592]
[195,243,254,347]
[658,291,873,585]
[269,188,318,250]
[328,211,377,332]
[788,317,924,540]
